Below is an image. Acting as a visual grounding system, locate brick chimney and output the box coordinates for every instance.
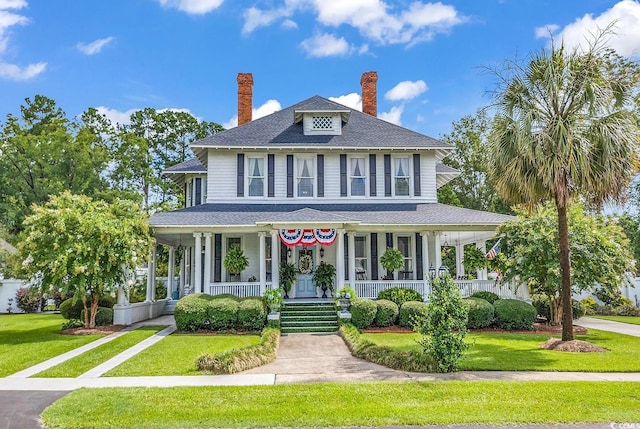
[237,73,254,126]
[360,71,378,117]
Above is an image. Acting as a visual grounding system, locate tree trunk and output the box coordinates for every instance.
[548,294,562,326]
[89,297,99,329]
[82,296,89,329]
[556,202,574,341]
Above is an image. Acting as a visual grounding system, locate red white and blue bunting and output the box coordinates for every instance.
[278,228,337,247]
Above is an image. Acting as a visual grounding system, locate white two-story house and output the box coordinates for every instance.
[146,72,514,303]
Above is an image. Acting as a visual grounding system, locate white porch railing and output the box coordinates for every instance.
[353,280,430,299]
[208,282,272,298]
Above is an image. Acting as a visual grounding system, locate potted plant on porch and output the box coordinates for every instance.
[312,261,336,298]
[380,247,403,280]
[223,246,249,282]
[279,261,297,299]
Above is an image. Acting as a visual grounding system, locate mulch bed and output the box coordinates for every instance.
[541,338,608,353]
[363,323,588,335]
[60,325,127,335]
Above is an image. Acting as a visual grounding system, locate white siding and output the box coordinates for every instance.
[207,152,236,202]
[421,153,437,202]
[274,154,287,198]
[323,152,341,199]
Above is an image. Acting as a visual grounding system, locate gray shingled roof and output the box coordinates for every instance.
[436,163,460,174]
[164,158,206,174]
[149,203,512,228]
[191,96,450,154]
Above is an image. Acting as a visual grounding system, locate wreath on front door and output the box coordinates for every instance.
[299,254,313,274]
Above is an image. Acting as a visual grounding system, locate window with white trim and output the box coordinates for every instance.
[225,237,242,281]
[247,157,265,197]
[355,236,368,279]
[394,157,410,196]
[350,157,366,196]
[397,236,413,280]
[297,157,315,197]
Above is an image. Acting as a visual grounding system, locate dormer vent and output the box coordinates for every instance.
[312,115,334,130]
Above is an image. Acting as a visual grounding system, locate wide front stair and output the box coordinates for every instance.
[280,300,338,334]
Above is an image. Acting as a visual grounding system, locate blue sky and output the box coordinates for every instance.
[0,0,639,138]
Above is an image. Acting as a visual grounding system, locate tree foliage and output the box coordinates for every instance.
[488,28,640,340]
[13,192,152,328]
[495,203,634,325]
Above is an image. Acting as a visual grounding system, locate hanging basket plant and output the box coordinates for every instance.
[380,247,403,279]
[223,246,249,276]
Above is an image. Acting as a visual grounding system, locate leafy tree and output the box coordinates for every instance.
[13,192,152,328]
[437,110,511,214]
[617,214,640,273]
[488,30,640,340]
[495,203,633,325]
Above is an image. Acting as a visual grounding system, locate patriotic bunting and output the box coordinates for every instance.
[278,228,337,247]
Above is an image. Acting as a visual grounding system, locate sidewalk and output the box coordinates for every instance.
[577,317,640,337]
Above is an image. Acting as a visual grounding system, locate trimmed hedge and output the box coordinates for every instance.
[374,299,399,327]
[464,297,494,329]
[206,298,239,330]
[174,293,214,331]
[377,287,423,308]
[399,301,428,329]
[79,307,113,326]
[211,293,241,301]
[470,291,501,304]
[350,298,377,329]
[494,299,536,330]
[238,299,267,331]
[175,293,267,332]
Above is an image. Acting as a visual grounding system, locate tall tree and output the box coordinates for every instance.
[488,30,640,341]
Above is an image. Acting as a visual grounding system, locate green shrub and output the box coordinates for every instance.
[532,295,584,321]
[494,299,536,330]
[399,301,428,329]
[59,298,83,320]
[599,304,640,317]
[350,298,377,329]
[464,297,494,329]
[15,287,41,313]
[581,297,598,315]
[206,298,239,330]
[174,293,213,331]
[377,287,423,308]
[98,295,115,309]
[237,299,266,331]
[80,307,113,326]
[374,299,399,327]
[470,291,501,304]
[61,319,84,330]
[211,293,241,301]
[335,286,357,300]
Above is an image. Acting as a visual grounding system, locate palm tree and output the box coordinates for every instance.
[488,29,640,341]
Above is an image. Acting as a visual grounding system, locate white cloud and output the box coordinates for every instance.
[157,0,224,15]
[534,24,559,39]
[77,36,114,55]
[0,8,29,54]
[222,99,282,129]
[385,80,428,101]
[0,1,27,10]
[242,0,467,47]
[0,61,45,80]
[538,0,640,57]
[358,44,369,54]
[329,93,362,111]
[300,32,351,57]
[379,105,404,125]
[281,19,298,29]
[96,106,140,125]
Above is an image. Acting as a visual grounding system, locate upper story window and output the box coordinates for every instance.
[297,157,315,197]
[350,157,366,196]
[248,157,265,197]
[394,157,410,196]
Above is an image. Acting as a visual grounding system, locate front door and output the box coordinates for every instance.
[295,248,317,298]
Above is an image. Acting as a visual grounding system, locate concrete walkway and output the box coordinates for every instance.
[577,316,640,337]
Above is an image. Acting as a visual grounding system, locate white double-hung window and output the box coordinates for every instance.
[297,157,314,197]
[394,157,410,196]
[248,157,265,197]
[350,157,366,196]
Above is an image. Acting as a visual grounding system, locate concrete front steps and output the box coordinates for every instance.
[280,300,338,334]
[162,299,177,315]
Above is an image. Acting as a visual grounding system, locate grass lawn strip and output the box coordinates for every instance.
[104,333,261,376]
[0,314,103,377]
[362,329,640,372]
[590,315,640,326]
[34,326,165,378]
[41,381,640,428]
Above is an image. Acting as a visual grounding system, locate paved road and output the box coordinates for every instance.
[578,317,640,337]
[0,390,70,429]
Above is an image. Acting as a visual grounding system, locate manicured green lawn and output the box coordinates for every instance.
[362,329,640,372]
[41,381,640,428]
[34,326,165,378]
[0,314,103,377]
[591,315,640,325]
[104,333,261,376]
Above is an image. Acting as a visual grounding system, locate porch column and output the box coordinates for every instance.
[476,240,487,280]
[337,229,345,290]
[193,233,202,293]
[270,230,279,289]
[421,231,429,276]
[347,231,356,287]
[146,242,157,301]
[179,247,185,297]
[455,243,464,278]
[259,232,267,295]
[434,233,442,269]
[167,246,176,300]
[203,233,212,294]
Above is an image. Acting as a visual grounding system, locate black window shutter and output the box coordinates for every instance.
[413,154,421,196]
[344,233,349,281]
[317,155,324,197]
[214,234,222,282]
[384,154,391,197]
[416,233,423,280]
[268,154,275,198]
[184,183,187,208]
[194,178,202,206]
[340,154,347,197]
[286,155,293,198]
[236,154,244,197]
[370,233,379,280]
[369,154,377,196]
[280,242,288,264]
[386,232,393,248]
